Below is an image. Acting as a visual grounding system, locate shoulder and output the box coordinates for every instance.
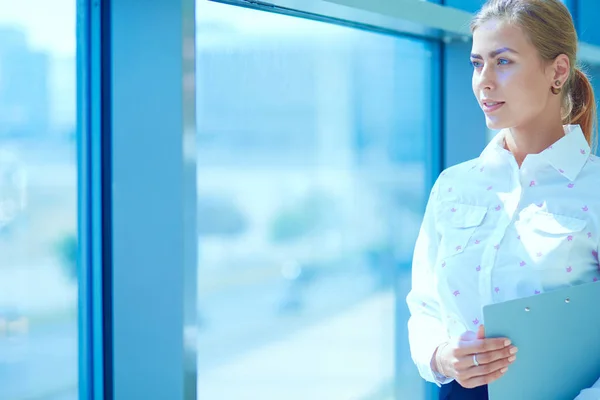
[579,154,600,186]
[435,158,481,188]
[586,154,600,170]
[428,158,482,203]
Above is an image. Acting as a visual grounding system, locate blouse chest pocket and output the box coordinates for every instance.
[515,210,587,267]
[436,202,487,259]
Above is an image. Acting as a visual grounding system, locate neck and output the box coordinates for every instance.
[503,120,565,167]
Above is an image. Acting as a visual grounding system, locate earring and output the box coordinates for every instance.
[551,79,562,95]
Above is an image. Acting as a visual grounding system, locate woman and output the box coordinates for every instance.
[406,0,600,399]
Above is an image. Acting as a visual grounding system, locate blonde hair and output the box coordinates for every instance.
[471,0,597,151]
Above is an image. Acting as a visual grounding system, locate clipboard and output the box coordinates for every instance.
[483,281,600,400]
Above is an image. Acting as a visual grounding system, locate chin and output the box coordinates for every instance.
[485,116,509,131]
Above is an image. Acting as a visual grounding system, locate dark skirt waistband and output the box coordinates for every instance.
[438,381,489,400]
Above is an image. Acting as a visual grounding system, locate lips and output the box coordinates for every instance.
[482,100,505,112]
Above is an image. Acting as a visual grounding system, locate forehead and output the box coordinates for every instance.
[472,18,531,54]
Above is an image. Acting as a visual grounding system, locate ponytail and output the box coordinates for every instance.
[567,68,597,151]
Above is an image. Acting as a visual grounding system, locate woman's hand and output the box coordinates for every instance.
[435,325,518,388]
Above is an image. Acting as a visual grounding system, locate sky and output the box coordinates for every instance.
[0,0,350,56]
[0,0,76,56]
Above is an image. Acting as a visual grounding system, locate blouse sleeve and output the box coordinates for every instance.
[406,177,453,386]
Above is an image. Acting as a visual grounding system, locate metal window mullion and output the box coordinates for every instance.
[109,0,197,399]
[76,0,108,399]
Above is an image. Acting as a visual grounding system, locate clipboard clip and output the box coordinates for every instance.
[524,297,571,312]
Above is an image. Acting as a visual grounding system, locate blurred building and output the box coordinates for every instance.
[0,27,50,138]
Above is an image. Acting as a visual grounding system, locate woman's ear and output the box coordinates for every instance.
[550,54,571,88]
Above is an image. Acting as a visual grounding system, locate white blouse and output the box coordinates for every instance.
[406,125,600,398]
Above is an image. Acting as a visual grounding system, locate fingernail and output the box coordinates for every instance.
[504,340,511,346]
[510,347,518,354]
[508,356,516,362]
[501,367,508,374]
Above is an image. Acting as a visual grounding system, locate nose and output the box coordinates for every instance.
[475,63,496,92]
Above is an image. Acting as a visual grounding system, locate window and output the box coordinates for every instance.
[0,1,78,398]
[196,2,435,398]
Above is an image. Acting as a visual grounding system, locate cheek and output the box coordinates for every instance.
[499,69,546,112]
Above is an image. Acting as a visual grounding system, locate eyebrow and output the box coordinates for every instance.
[470,47,519,59]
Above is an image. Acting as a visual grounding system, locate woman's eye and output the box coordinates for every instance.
[498,58,510,65]
[471,60,482,68]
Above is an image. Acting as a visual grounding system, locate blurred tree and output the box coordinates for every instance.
[55,234,77,282]
[269,191,334,243]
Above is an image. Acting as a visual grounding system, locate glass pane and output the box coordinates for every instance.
[195,3,432,399]
[0,1,78,399]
